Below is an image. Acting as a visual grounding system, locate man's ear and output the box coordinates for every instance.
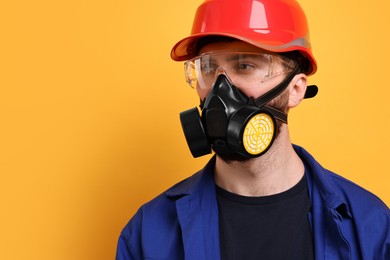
[288,73,307,108]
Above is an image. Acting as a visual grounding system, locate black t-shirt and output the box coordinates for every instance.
[216,174,314,260]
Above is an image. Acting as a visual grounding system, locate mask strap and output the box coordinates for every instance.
[253,66,299,107]
[263,105,287,123]
[251,66,299,124]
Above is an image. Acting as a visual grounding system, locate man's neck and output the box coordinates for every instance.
[214,127,304,197]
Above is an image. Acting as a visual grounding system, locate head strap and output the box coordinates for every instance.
[253,66,299,107]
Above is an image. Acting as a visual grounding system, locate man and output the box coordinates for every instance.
[116,0,390,259]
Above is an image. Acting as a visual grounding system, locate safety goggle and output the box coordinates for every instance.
[184,51,295,90]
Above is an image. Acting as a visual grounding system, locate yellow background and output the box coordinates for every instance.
[1,0,389,259]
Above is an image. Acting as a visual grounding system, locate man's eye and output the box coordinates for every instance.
[239,64,251,70]
[236,63,255,72]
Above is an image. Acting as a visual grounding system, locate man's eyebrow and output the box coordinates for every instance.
[201,53,260,64]
[226,53,260,62]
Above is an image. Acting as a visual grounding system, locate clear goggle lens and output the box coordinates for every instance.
[184,52,295,90]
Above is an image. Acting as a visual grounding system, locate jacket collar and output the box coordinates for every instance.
[294,145,352,219]
[166,156,220,260]
[294,145,353,259]
[166,146,352,218]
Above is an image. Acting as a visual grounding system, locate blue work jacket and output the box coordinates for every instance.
[116,145,390,259]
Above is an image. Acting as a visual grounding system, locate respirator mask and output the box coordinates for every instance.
[179,51,317,158]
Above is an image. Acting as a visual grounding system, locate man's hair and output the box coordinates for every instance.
[279,51,311,75]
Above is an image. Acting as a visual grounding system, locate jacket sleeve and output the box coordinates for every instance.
[115,208,144,260]
[116,233,134,260]
[381,208,390,260]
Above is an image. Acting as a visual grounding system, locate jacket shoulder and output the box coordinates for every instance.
[295,144,388,212]
[327,169,389,212]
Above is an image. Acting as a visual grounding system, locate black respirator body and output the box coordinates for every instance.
[180,67,300,158]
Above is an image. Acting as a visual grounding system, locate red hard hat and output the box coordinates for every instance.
[171,0,317,75]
